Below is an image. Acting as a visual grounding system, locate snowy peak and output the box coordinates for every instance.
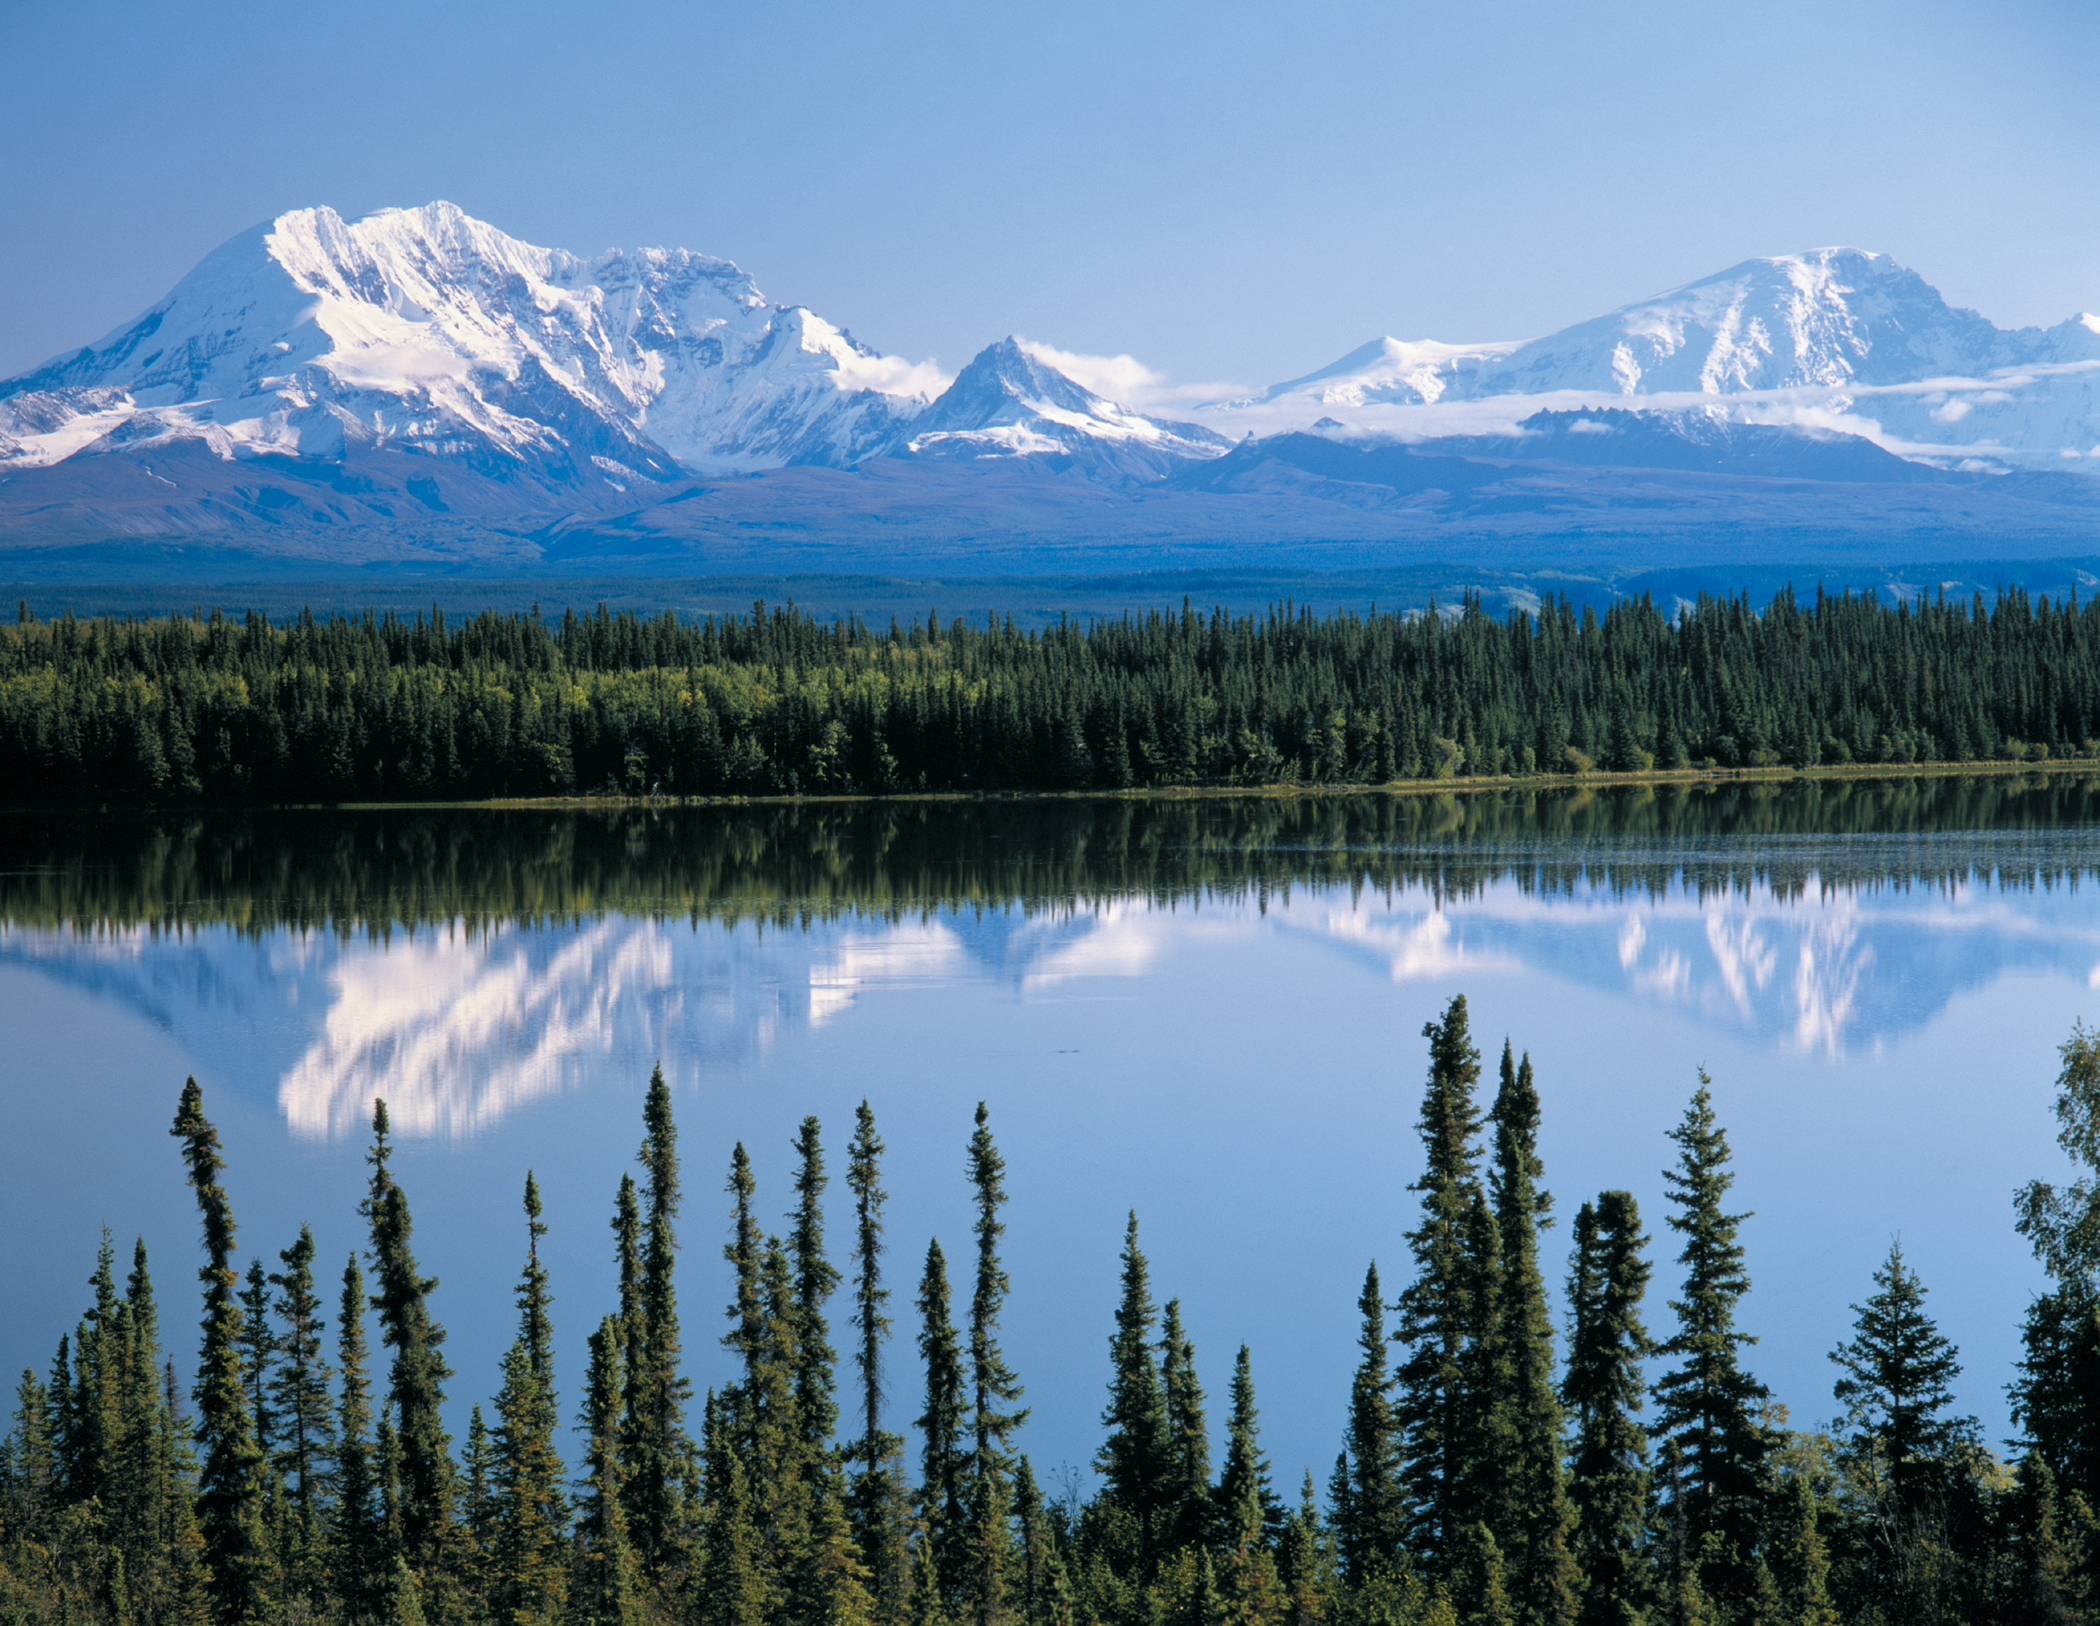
[1232,247,2100,471]
[899,337,1230,483]
[0,201,950,482]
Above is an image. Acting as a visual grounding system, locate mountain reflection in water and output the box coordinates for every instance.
[2,777,2098,1138]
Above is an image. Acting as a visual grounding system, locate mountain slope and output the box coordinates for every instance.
[897,338,1229,484]
[0,202,949,486]
[1230,249,2100,470]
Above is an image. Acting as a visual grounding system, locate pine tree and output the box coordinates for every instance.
[1097,1213,1166,1561]
[1215,1346,1281,1551]
[491,1173,569,1626]
[360,1098,459,1601]
[570,1316,643,1626]
[238,1258,280,1479]
[268,1224,336,1603]
[1159,1299,1211,1554]
[1277,1473,1333,1626]
[1334,1262,1402,1580]
[1649,1076,1769,1607]
[622,1064,691,1580]
[170,1076,276,1624]
[1562,1193,1654,1626]
[1395,994,1486,1575]
[791,1115,843,1456]
[963,1103,1025,1626]
[918,1238,967,1606]
[1829,1240,1973,1520]
[847,1102,911,1623]
[1486,1047,1577,1626]
[335,1252,381,1621]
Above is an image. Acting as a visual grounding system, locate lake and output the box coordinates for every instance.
[3,779,2095,1497]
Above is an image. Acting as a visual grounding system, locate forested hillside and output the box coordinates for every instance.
[5,587,2100,803]
[5,996,2098,1626]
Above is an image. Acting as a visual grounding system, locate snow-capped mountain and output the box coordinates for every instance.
[899,338,1229,482]
[0,202,954,484]
[1226,249,2100,471]
[0,203,1235,500]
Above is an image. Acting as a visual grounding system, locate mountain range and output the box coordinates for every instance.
[2,202,2096,580]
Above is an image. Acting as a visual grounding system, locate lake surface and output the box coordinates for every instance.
[4,779,2097,1494]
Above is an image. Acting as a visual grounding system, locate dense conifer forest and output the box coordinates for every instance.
[7,586,2100,802]
[6,996,2100,1626]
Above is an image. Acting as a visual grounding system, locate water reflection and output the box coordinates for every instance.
[3,779,2098,1137]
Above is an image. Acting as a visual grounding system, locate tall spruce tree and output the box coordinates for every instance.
[1216,1345,1281,1551]
[1486,1045,1577,1626]
[622,1064,691,1579]
[1158,1299,1211,1554]
[491,1172,568,1626]
[571,1315,643,1626]
[170,1076,276,1624]
[963,1103,1025,1626]
[360,1098,459,1595]
[1828,1241,1973,1519]
[1334,1263,1402,1580]
[1098,1211,1166,1554]
[1395,995,1487,1575]
[790,1116,843,1457]
[1562,1192,1654,1626]
[847,1102,910,1622]
[336,1253,381,1621]
[1649,1076,1769,1607]
[918,1238,967,1605]
[268,1224,335,1601]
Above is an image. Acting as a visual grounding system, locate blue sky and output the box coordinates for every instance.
[2,0,2094,390]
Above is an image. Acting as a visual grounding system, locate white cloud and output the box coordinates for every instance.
[1013,337,1252,412]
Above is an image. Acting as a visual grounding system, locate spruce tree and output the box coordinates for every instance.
[1334,1262,1401,1580]
[1486,1046,1576,1626]
[268,1224,335,1603]
[1649,1076,1769,1607]
[571,1316,643,1626]
[335,1252,381,1621]
[170,1076,276,1624]
[1215,1345,1281,1551]
[1562,1192,1654,1626]
[491,1173,569,1626]
[791,1115,843,1456]
[1828,1240,1973,1518]
[622,1064,691,1579]
[918,1238,967,1606]
[1097,1213,1166,1557]
[847,1102,910,1623]
[1395,995,1486,1575]
[1159,1299,1211,1554]
[963,1102,1024,1626]
[360,1098,459,1597]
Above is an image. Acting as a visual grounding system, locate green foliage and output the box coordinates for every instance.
[169,1076,276,1625]
[1396,995,1486,1576]
[20,1016,2100,1626]
[1649,1075,1769,1607]
[7,586,2098,803]
[1561,1194,1654,1626]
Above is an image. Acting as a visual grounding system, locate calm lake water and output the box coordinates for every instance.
[4,780,2098,1492]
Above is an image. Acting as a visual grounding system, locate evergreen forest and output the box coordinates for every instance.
[7,586,2100,803]
[6,996,2100,1626]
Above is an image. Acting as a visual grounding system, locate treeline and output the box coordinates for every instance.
[6,586,2100,802]
[6,998,2100,1626]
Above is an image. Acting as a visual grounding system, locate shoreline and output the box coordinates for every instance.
[6,754,2093,817]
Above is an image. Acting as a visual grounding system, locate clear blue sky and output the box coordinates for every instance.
[2,0,2094,390]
